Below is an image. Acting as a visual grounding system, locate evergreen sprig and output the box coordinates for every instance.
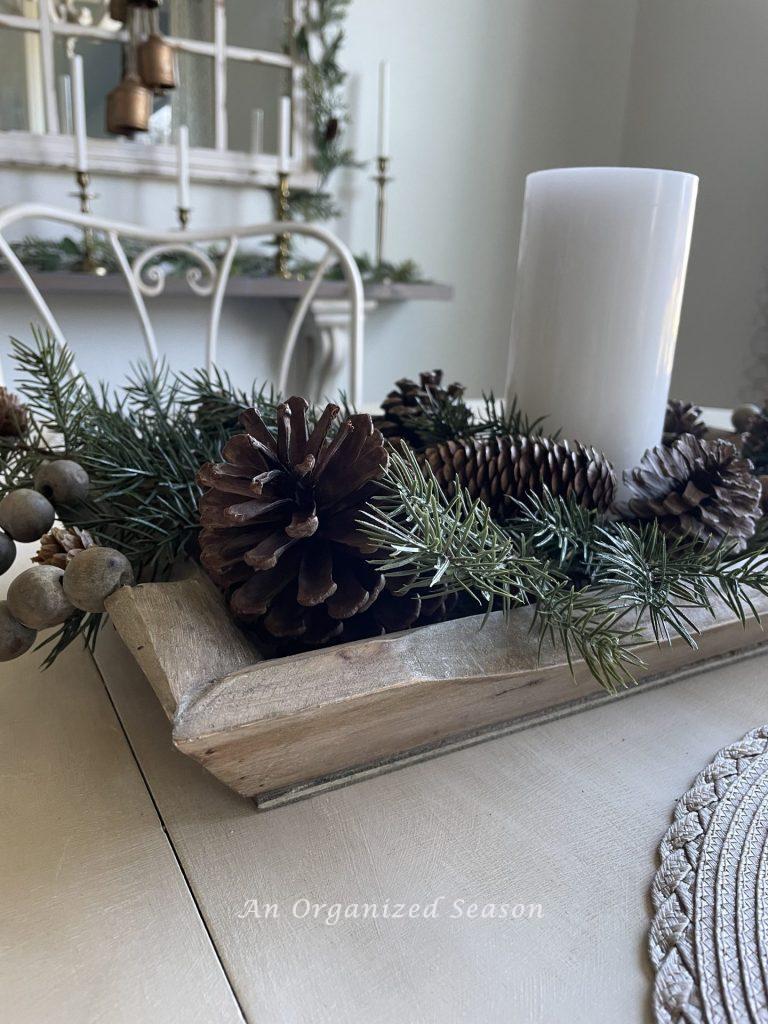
[359,446,768,692]
[289,0,362,222]
[359,447,641,691]
[1,331,276,663]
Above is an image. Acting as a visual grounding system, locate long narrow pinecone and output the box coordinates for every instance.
[624,435,760,550]
[197,398,455,648]
[424,435,615,516]
[663,400,706,446]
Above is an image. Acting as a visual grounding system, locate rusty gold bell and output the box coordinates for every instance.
[106,71,152,135]
[137,33,176,93]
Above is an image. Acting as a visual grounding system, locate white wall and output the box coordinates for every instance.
[0,0,642,403]
[335,0,640,400]
[621,0,768,407]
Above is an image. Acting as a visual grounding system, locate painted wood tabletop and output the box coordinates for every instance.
[4,562,768,1022]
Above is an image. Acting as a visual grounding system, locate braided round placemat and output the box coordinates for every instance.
[649,726,768,1023]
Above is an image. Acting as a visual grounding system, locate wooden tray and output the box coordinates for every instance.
[105,576,768,808]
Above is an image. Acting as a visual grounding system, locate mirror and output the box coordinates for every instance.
[0,0,293,157]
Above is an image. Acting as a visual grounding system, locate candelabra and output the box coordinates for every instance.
[372,156,392,267]
[273,171,291,279]
[70,171,107,275]
[177,206,191,231]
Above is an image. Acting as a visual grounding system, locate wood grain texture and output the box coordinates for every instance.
[93,620,768,1024]
[106,577,259,718]
[106,579,768,800]
[0,638,244,1024]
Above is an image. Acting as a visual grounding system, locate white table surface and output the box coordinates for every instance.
[1,407,758,1024]
[1,550,767,1023]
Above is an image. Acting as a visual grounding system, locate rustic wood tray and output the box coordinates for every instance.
[105,576,768,809]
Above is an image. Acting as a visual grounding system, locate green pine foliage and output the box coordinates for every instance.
[359,446,768,692]
[2,329,281,664]
[288,0,362,222]
[7,329,768,691]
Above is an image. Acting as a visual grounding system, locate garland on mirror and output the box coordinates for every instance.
[2,328,768,695]
[287,0,362,222]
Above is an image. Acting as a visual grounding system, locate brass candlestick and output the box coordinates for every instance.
[373,156,392,267]
[273,171,291,279]
[71,170,107,276]
[177,206,191,230]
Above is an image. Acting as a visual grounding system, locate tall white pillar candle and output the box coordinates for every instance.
[251,107,264,157]
[69,54,88,173]
[177,125,190,209]
[505,167,698,486]
[377,60,390,158]
[277,96,291,174]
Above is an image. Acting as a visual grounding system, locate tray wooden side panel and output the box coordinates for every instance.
[105,578,259,718]
[106,579,768,800]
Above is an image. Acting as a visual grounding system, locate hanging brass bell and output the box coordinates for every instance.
[137,33,176,93]
[106,71,152,135]
[110,0,159,18]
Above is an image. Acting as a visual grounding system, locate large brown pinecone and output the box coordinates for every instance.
[424,435,616,517]
[197,398,450,647]
[33,525,95,569]
[740,407,768,474]
[624,435,761,550]
[663,400,706,446]
[373,370,466,449]
[0,387,28,439]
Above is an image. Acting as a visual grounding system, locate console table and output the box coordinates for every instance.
[0,531,764,1023]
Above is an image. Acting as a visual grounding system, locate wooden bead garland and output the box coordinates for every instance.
[0,532,16,575]
[33,460,90,506]
[0,460,134,659]
[0,601,36,662]
[62,547,135,613]
[8,565,75,630]
[0,489,55,543]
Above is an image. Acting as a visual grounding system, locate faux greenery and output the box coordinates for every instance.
[1,330,284,664]
[360,447,768,692]
[288,0,361,222]
[6,329,768,691]
[0,236,426,285]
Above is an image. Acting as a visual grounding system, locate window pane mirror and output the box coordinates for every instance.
[0,0,301,181]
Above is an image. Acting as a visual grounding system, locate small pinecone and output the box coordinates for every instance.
[0,387,28,439]
[33,525,95,569]
[424,435,616,516]
[741,407,768,474]
[624,436,761,551]
[197,397,447,647]
[373,370,466,448]
[663,400,706,446]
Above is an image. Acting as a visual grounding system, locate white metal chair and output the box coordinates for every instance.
[0,203,365,404]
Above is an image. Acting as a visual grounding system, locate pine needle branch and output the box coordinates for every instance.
[360,447,641,691]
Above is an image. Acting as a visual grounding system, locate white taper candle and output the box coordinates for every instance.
[377,60,390,158]
[505,167,698,489]
[177,125,190,209]
[57,73,73,136]
[70,54,88,173]
[277,96,291,174]
[251,108,264,157]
